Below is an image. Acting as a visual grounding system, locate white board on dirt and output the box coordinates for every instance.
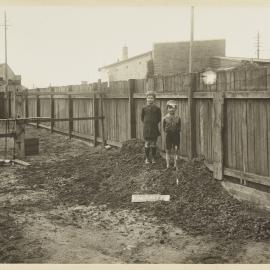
[131,194,170,202]
[13,159,30,167]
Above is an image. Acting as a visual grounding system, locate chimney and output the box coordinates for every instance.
[122,45,128,61]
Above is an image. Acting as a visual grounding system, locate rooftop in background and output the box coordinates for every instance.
[0,63,16,81]
[99,39,226,82]
[210,56,270,70]
[0,64,23,90]
[212,56,270,63]
[98,51,152,71]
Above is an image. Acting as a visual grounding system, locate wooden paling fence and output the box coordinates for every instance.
[22,84,106,146]
[1,67,270,187]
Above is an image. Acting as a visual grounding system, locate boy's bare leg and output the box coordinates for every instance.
[144,141,151,164]
[165,150,171,168]
[151,147,157,163]
[174,146,179,168]
[151,140,157,163]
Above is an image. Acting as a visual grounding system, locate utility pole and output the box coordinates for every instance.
[4,11,7,83]
[0,11,11,87]
[255,31,261,59]
[189,6,194,73]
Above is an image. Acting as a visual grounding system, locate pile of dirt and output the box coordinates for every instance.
[17,139,270,242]
[95,151,270,241]
[120,139,145,156]
[146,160,270,241]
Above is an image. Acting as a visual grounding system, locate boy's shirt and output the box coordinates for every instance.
[141,104,161,123]
[163,113,181,133]
[141,104,161,139]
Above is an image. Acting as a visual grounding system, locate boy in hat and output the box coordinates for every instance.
[141,91,161,164]
[163,100,181,169]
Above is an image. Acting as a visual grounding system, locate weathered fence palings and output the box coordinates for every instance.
[128,79,136,139]
[1,68,269,187]
[212,92,225,180]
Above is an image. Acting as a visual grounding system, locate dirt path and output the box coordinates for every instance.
[0,163,215,263]
[17,206,216,263]
[0,127,270,263]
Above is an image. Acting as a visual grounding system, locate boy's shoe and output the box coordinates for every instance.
[152,158,157,164]
[145,159,151,164]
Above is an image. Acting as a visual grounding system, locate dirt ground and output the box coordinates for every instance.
[0,126,270,263]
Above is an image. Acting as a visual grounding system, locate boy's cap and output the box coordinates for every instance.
[146,91,156,98]
[166,100,177,108]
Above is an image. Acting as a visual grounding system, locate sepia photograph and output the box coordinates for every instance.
[0,0,270,265]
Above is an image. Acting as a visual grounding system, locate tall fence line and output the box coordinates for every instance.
[1,66,270,187]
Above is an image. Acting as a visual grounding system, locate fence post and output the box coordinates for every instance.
[0,91,4,118]
[24,89,29,118]
[128,79,136,139]
[50,87,55,133]
[15,88,24,118]
[8,90,11,118]
[2,91,6,118]
[93,93,97,146]
[14,92,25,159]
[12,88,16,118]
[68,86,73,139]
[36,88,40,128]
[212,91,224,180]
[187,73,197,160]
[98,79,106,146]
[93,83,98,146]
[266,66,270,90]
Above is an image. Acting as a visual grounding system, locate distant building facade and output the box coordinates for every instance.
[210,56,270,70]
[0,64,16,80]
[153,39,225,75]
[99,39,226,82]
[99,48,152,82]
[0,63,21,86]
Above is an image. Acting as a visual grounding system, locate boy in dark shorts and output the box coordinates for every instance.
[162,100,181,169]
[141,91,161,164]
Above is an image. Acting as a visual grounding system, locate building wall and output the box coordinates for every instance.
[100,53,152,82]
[0,64,16,80]
[209,57,270,69]
[153,39,226,75]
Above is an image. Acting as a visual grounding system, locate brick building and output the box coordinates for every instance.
[99,39,226,82]
[153,39,225,75]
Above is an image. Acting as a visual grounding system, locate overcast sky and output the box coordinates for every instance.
[0,5,270,88]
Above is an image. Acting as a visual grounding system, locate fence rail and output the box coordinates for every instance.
[1,67,270,187]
